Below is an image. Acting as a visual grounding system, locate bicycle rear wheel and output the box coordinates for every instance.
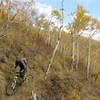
[25,74,34,83]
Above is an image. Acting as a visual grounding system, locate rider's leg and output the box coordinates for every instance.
[20,70,25,79]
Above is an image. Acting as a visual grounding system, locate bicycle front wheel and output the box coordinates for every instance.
[6,80,17,96]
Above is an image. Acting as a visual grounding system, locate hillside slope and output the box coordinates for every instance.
[0,30,100,100]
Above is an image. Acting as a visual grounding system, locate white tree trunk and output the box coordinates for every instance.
[76,42,79,69]
[87,37,91,78]
[46,27,63,75]
[71,33,76,71]
[46,0,64,75]
[46,40,60,75]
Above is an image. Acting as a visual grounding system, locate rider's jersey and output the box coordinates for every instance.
[15,57,27,71]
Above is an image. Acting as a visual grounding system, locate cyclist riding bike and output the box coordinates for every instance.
[15,56,27,80]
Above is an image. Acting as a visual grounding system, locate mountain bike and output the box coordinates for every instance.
[6,71,33,96]
[6,72,23,96]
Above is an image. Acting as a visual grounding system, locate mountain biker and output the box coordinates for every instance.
[15,56,27,80]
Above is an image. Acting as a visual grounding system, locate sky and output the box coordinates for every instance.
[1,0,100,40]
[1,0,100,24]
[37,0,100,24]
[34,0,100,40]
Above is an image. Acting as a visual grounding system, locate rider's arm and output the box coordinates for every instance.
[23,58,27,65]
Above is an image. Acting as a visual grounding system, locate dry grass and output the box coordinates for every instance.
[0,14,100,100]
